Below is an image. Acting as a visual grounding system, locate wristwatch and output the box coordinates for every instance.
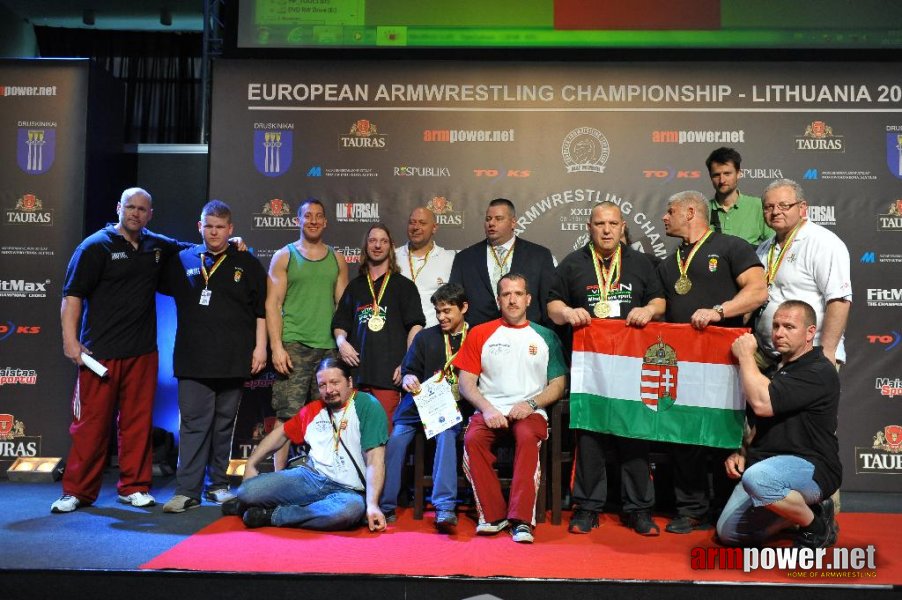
[713,304,725,319]
[526,398,539,411]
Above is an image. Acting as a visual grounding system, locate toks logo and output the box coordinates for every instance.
[0,322,41,341]
[643,168,701,182]
[867,332,901,351]
[473,168,531,179]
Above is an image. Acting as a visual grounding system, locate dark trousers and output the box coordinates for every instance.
[571,430,654,514]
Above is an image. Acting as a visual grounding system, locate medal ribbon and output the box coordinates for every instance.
[589,244,622,307]
[407,242,432,283]
[676,227,714,281]
[438,323,468,384]
[200,252,228,289]
[765,220,805,285]
[489,240,515,273]
[366,271,391,318]
[329,391,356,452]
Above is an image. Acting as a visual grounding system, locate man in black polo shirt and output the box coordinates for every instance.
[332,223,426,430]
[54,188,184,513]
[160,200,268,513]
[717,300,841,548]
[657,190,767,533]
[548,201,665,536]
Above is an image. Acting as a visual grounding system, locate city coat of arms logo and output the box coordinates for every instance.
[253,130,293,177]
[17,128,56,175]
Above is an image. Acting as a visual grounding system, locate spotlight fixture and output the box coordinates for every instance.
[160,7,172,27]
[7,457,64,482]
[82,9,95,26]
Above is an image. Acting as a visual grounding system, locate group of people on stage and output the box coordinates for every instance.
[51,146,850,550]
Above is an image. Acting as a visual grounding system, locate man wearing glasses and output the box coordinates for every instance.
[754,179,852,369]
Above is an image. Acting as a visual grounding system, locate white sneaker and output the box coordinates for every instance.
[203,488,236,504]
[510,523,534,544]
[118,492,156,507]
[475,519,509,535]
[50,495,81,513]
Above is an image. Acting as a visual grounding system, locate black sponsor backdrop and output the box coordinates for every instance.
[209,59,902,492]
[0,60,89,473]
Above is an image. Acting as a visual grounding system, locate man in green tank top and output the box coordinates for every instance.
[265,199,349,470]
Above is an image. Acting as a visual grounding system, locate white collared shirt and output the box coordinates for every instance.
[396,242,456,327]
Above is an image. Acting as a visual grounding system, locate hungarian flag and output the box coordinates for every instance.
[571,320,747,448]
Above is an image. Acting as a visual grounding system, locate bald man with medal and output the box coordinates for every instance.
[547,202,665,536]
[657,190,767,535]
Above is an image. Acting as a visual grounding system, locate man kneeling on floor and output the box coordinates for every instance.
[716,300,841,548]
[222,357,389,531]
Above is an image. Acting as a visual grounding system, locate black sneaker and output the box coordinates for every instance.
[665,515,712,534]
[795,498,839,548]
[568,509,599,534]
[434,509,458,532]
[221,497,247,517]
[621,510,660,536]
[383,509,397,523]
[243,506,275,528]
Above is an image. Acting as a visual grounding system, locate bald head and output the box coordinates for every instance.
[407,206,438,250]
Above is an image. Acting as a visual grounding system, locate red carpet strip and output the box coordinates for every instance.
[141,510,901,585]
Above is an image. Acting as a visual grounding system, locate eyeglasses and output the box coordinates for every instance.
[763,201,801,213]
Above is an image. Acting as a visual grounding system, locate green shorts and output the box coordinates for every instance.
[271,342,335,420]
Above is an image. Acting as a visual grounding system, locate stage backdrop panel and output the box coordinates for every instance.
[209,58,902,493]
[0,59,91,474]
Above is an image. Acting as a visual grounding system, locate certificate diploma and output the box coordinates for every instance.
[413,373,463,439]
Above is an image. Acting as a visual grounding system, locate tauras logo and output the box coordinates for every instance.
[856,425,902,474]
[794,121,844,152]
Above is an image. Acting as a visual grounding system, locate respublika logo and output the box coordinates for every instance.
[794,121,844,152]
[562,127,610,173]
[856,425,902,474]
[394,166,450,177]
[741,167,783,180]
[334,203,379,223]
[886,126,902,180]
[17,124,56,175]
[253,123,293,177]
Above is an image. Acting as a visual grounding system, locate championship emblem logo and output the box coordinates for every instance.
[253,130,293,177]
[561,127,610,173]
[17,128,56,175]
[873,425,902,453]
[886,132,902,180]
[708,257,718,272]
[640,337,678,412]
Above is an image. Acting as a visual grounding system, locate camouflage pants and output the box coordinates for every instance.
[271,343,335,420]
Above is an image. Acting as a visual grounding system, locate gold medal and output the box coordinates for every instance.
[367,314,385,332]
[674,275,692,295]
[593,302,611,318]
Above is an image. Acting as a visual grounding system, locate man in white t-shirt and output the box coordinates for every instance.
[453,273,567,544]
[754,179,852,367]
[396,207,456,328]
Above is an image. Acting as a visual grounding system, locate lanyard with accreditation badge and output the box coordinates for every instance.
[199,251,227,306]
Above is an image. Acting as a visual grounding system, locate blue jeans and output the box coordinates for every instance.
[716,455,823,547]
[237,465,365,530]
[380,423,460,513]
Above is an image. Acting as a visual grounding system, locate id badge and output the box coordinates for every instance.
[199,288,212,306]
